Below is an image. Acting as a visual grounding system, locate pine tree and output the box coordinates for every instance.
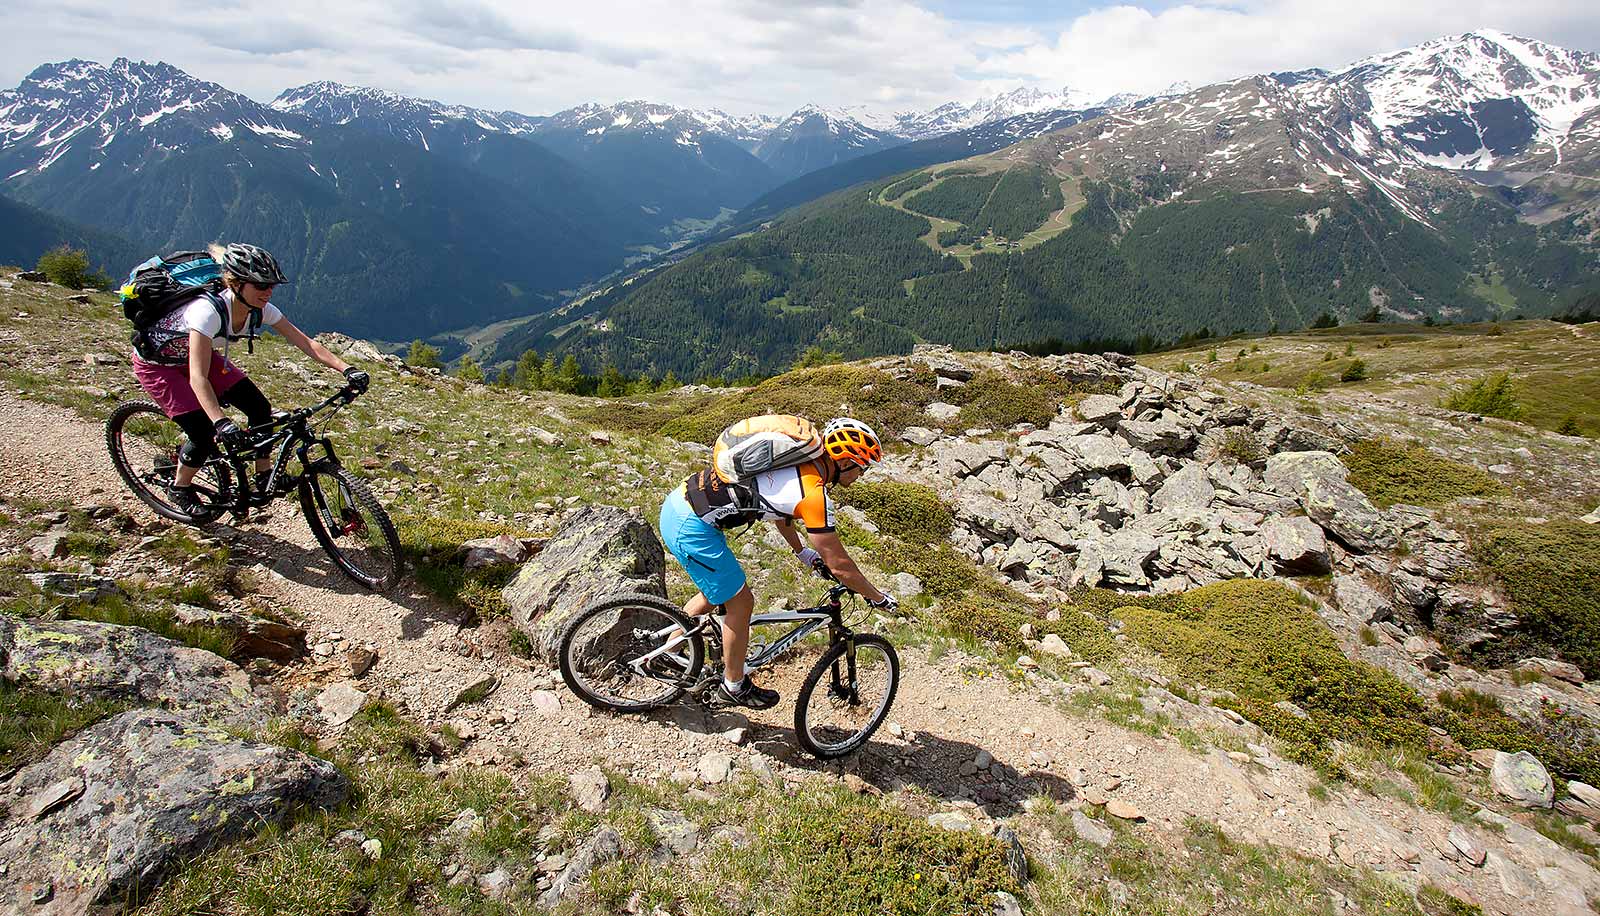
[457,355,486,383]
[597,365,626,397]
[658,370,680,392]
[555,355,583,393]
[514,349,544,390]
[405,339,443,369]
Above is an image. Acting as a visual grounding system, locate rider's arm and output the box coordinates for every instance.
[274,318,350,374]
[187,332,228,424]
[772,518,806,552]
[806,530,887,604]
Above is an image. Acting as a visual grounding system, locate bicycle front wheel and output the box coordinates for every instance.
[298,465,402,590]
[559,594,705,712]
[794,634,899,759]
[105,400,231,524]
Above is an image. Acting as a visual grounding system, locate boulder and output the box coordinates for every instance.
[503,506,666,662]
[992,825,1029,885]
[1515,657,1585,685]
[1260,516,1331,574]
[0,710,348,913]
[1490,751,1554,808]
[1262,451,1395,552]
[1074,394,1123,425]
[925,402,962,421]
[1074,530,1160,588]
[1064,435,1130,474]
[900,426,941,447]
[1070,810,1114,847]
[463,534,535,571]
[1116,418,1194,455]
[1149,464,1215,513]
[568,766,611,813]
[940,440,1006,478]
[170,604,306,663]
[0,617,268,725]
[1332,574,1394,624]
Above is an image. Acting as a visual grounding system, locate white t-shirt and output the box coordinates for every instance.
[145,289,283,363]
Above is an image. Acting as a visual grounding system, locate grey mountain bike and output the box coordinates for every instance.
[104,383,402,591]
[558,584,900,758]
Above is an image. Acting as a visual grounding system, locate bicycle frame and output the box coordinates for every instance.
[203,387,356,518]
[630,585,855,688]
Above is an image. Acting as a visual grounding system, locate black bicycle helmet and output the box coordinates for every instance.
[221,243,289,285]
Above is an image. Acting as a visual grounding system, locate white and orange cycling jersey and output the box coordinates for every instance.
[681,460,836,533]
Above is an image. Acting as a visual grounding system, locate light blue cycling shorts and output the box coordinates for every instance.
[659,486,747,605]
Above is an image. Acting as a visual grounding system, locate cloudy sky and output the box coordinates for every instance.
[5,0,1598,116]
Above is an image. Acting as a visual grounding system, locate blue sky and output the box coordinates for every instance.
[2,1,1597,117]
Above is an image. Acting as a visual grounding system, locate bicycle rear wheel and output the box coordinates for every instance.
[559,594,705,712]
[794,634,899,759]
[299,465,402,590]
[105,401,231,523]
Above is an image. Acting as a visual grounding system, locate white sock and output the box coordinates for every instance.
[723,676,745,692]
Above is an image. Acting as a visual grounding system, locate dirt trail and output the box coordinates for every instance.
[2,386,1590,916]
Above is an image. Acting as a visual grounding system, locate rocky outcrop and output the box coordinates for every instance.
[504,505,666,662]
[0,617,269,724]
[0,710,348,914]
[171,603,306,663]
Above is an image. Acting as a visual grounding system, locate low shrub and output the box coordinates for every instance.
[395,514,539,620]
[659,365,936,444]
[946,369,1102,431]
[756,785,1019,916]
[1340,438,1499,508]
[1340,359,1368,382]
[1433,688,1600,785]
[835,481,954,543]
[1113,580,1429,770]
[1216,427,1265,465]
[36,244,110,289]
[1472,520,1600,678]
[1441,373,1522,419]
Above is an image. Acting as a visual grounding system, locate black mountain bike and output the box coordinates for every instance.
[105,384,402,591]
[558,584,900,758]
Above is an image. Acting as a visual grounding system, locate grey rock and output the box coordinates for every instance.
[901,426,941,447]
[1332,574,1393,625]
[1447,826,1487,866]
[1070,810,1114,847]
[0,710,347,912]
[927,811,973,832]
[1150,464,1215,513]
[1116,418,1194,455]
[1065,435,1130,474]
[0,617,266,724]
[171,604,306,663]
[1036,633,1072,657]
[697,752,734,784]
[992,825,1029,885]
[1491,751,1554,808]
[463,534,533,571]
[1583,507,1600,524]
[1568,781,1600,810]
[941,440,1006,478]
[569,766,610,813]
[345,647,379,678]
[21,572,119,601]
[992,890,1024,916]
[647,808,700,856]
[538,827,622,907]
[1263,451,1394,553]
[891,572,923,598]
[317,682,368,727]
[707,824,752,848]
[1515,657,1585,685]
[476,867,514,899]
[505,505,666,663]
[27,533,68,560]
[1389,570,1437,612]
[1272,700,1310,719]
[1075,394,1124,425]
[925,401,962,421]
[448,674,499,709]
[1260,516,1331,574]
[527,425,563,446]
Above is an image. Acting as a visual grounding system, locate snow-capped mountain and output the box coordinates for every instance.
[1310,30,1600,171]
[755,104,905,180]
[0,58,312,179]
[896,85,1102,140]
[270,81,545,145]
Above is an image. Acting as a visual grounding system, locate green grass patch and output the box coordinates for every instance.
[0,681,132,769]
[1340,439,1499,508]
[1471,520,1600,678]
[395,514,538,621]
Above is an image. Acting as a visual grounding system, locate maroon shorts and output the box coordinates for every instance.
[132,353,247,418]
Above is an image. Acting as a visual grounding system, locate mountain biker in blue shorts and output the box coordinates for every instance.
[658,417,898,709]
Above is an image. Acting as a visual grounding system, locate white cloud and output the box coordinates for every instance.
[1,0,1596,118]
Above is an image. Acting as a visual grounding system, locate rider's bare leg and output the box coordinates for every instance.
[683,585,757,683]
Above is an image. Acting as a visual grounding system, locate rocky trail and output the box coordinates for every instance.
[4,383,1599,916]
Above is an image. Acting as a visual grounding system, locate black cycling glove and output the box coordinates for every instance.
[213,417,246,450]
[343,367,370,394]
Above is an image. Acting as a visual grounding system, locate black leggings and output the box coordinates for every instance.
[173,377,274,468]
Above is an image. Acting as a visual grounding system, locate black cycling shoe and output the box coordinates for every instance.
[166,484,214,522]
[715,677,779,710]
